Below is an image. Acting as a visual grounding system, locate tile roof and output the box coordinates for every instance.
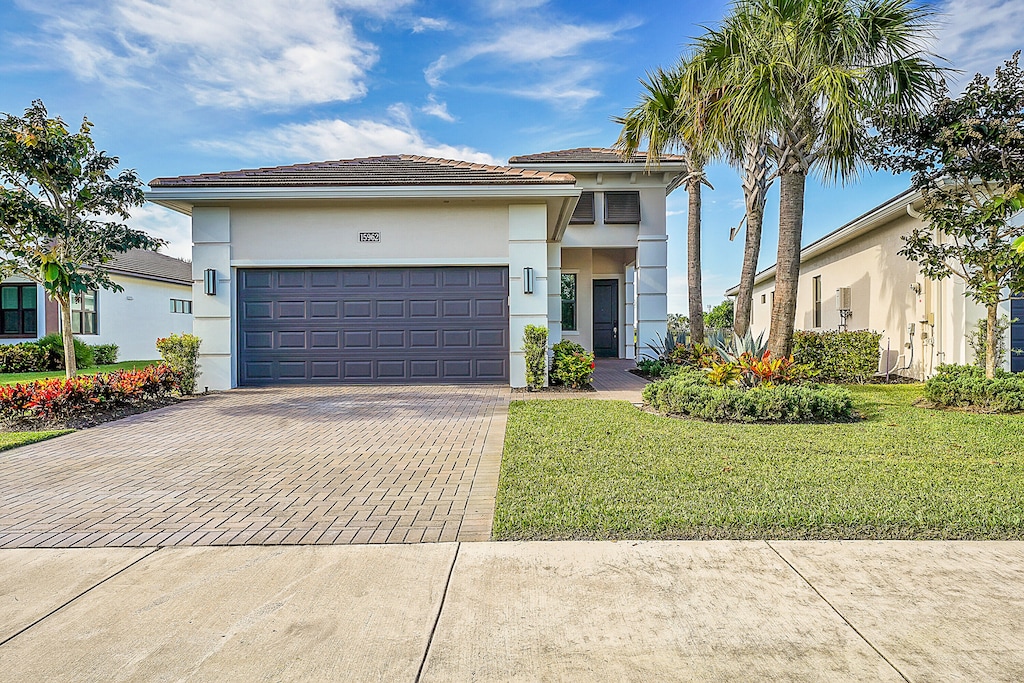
[150,155,577,188]
[508,147,688,164]
[106,249,192,286]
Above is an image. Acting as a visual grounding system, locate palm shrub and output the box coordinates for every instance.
[156,333,202,395]
[522,325,548,391]
[37,333,93,369]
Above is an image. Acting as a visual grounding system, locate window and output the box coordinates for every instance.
[812,276,822,327]
[569,191,595,224]
[171,299,193,314]
[561,273,578,331]
[70,291,98,335]
[760,293,766,304]
[604,191,641,223]
[1,284,37,337]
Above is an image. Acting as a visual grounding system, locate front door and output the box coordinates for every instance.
[593,279,618,358]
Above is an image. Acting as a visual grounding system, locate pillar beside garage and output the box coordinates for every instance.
[508,204,550,388]
[635,234,669,357]
[191,206,234,391]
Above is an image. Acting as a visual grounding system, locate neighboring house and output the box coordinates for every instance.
[0,249,194,361]
[725,189,1023,378]
[147,150,687,389]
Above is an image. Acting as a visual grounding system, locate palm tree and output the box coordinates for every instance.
[614,62,716,345]
[727,136,772,338]
[698,0,943,355]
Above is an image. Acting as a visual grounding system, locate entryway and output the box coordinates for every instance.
[592,279,619,357]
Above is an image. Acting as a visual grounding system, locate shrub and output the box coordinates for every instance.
[90,343,119,366]
[0,364,180,426]
[551,349,595,389]
[551,339,586,385]
[792,330,882,383]
[644,372,854,423]
[0,343,50,373]
[157,333,203,395]
[635,358,666,377]
[966,316,1015,369]
[522,325,548,391]
[37,333,94,370]
[924,364,1024,412]
[707,351,816,388]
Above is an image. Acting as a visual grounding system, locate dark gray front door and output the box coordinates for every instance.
[237,267,509,385]
[593,279,618,358]
[1012,296,1023,373]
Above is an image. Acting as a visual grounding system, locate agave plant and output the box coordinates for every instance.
[714,330,768,364]
[644,328,685,362]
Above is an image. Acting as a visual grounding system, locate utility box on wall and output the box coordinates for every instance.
[836,287,852,311]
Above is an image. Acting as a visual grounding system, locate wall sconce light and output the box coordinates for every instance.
[204,269,217,296]
[523,267,534,294]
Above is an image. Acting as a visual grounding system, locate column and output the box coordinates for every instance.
[624,262,636,359]
[547,241,562,354]
[191,206,234,390]
[508,204,549,388]
[636,234,668,357]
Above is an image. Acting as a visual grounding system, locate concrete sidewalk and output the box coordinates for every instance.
[1,541,1022,681]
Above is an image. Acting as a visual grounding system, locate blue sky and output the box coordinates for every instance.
[1,0,1020,313]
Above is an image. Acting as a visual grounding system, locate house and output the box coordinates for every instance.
[725,189,1023,377]
[146,150,687,389]
[0,249,194,361]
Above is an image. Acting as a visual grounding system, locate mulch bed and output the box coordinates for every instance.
[1,396,188,432]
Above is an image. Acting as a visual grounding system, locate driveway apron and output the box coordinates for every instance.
[0,385,509,548]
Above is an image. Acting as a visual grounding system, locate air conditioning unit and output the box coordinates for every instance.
[836,287,852,311]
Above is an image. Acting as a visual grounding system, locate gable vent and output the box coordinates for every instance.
[604,191,641,224]
[569,191,595,224]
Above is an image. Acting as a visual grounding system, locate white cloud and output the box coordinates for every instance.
[22,0,398,108]
[933,0,1024,90]
[421,94,456,122]
[127,203,192,260]
[412,17,450,33]
[197,114,501,166]
[480,0,549,15]
[423,19,637,106]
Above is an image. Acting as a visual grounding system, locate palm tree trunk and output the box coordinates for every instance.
[985,303,998,379]
[58,294,78,379]
[733,202,764,338]
[767,169,806,357]
[687,179,705,345]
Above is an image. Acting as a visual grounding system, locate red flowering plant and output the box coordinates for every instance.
[706,351,816,389]
[551,350,597,389]
[0,364,181,427]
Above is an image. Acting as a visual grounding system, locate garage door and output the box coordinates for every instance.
[237,267,509,385]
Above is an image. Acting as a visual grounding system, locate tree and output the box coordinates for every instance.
[872,53,1024,378]
[698,0,944,356]
[704,299,735,331]
[0,100,161,377]
[729,137,772,338]
[614,62,715,344]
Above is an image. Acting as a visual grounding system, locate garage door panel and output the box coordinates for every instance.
[238,267,509,384]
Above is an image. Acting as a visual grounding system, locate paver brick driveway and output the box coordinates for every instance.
[0,385,509,549]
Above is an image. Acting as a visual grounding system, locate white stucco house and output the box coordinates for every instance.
[726,189,1024,378]
[147,149,686,389]
[0,249,194,361]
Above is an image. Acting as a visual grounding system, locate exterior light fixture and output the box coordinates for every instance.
[523,267,535,294]
[204,269,217,296]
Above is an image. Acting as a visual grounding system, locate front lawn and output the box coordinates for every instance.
[494,384,1024,540]
[0,430,70,453]
[0,360,160,386]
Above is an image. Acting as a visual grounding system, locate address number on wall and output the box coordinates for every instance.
[359,232,381,242]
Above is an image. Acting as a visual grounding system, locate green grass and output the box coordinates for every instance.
[0,430,71,452]
[494,384,1024,540]
[0,360,160,386]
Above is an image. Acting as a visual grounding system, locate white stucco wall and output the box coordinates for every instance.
[86,276,193,361]
[748,211,1009,378]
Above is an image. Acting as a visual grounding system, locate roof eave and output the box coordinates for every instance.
[512,161,688,174]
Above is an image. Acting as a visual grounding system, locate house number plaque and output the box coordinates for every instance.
[359,232,381,242]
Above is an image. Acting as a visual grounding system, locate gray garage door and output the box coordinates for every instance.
[237,267,509,385]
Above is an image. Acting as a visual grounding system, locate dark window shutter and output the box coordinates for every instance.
[604,191,641,223]
[569,191,595,224]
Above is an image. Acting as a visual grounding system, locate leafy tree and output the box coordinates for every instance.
[667,313,689,340]
[0,100,162,377]
[615,61,715,344]
[698,0,944,356]
[872,53,1024,378]
[704,299,735,331]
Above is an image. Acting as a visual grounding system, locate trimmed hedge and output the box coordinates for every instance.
[792,330,882,383]
[0,365,179,426]
[643,371,854,422]
[0,343,52,373]
[924,364,1024,412]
